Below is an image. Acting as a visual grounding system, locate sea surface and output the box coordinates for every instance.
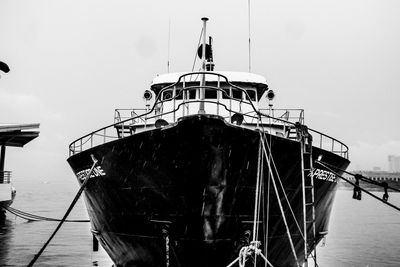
[1,179,400,266]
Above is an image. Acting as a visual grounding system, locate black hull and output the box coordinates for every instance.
[68,115,349,267]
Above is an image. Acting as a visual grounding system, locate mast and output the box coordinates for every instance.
[198,17,208,115]
[167,19,171,73]
[248,0,251,72]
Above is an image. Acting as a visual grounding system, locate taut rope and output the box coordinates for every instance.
[27,155,98,266]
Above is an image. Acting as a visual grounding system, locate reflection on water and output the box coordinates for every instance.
[0,216,112,267]
[318,190,400,267]
[0,179,113,267]
[1,179,400,266]
[0,214,13,264]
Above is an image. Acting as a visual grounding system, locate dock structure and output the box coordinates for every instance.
[0,123,40,206]
[341,170,400,191]
[344,171,400,182]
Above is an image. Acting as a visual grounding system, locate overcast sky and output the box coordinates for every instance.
[1,0,400,183]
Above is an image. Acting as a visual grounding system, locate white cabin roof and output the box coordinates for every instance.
[151,71,268,85]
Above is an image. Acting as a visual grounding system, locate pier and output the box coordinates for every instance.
[341,171,400,191]
[0,124,39,206]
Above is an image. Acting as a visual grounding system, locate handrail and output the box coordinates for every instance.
[157,72,260,113]
[69,75,256,154]
[257,109,349,159]
[69,72,349,159]
[259,109,304,124]
[0,171,11,184]
[114,109,147,124]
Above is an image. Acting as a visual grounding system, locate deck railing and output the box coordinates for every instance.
[0,171,11,184]
[114,109,148,124]
[69,72,349,159]
[259,108,304,125]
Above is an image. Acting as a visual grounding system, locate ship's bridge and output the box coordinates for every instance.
[144,71,269,124]
[113,71,304,137]
[150,71,269,102]
[69,70,349,159]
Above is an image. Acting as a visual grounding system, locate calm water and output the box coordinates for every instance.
[318,189,400,267]
[1,179,400,266]
[0,179,113,267]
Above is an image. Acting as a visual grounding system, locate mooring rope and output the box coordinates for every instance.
[260,131,304,239]
[263,125,273,261]
[315,160,400,213]
[263,160,270,263]
[27,155,98,267]
[259,132,300,267]
[1,205,89,223]
[317,161,400,193]
[225,135,274,267]
[252,142,263,244]
[226,241,274,267]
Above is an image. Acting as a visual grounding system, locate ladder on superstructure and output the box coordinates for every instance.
[296,122,317,267]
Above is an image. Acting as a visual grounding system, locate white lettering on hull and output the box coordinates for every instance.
[309,168,337,183]
[76,166,106,181]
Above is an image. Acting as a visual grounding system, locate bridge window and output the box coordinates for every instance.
[231,89,243,100]
[162,88,186,100]
[188,89,197,99]
[175,89,184,99]
[162,89,173,100]
[205,88,218,99]
[221,87,246,100]
[221,88,230,99]
[245,90,257,101]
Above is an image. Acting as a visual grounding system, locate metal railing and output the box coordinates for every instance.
[0,171,11,184]
[258,108,304,125]
[69,72,349,159]
[114,109,147,123]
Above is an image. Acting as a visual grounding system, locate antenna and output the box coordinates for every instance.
[198,17,208,115]
[167,19,171,73]
[201,17,208,72]
[248,0,252,73]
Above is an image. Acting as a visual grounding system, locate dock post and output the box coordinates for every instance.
[0,145,6,183]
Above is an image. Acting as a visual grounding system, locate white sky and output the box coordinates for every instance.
[1,0,400,183]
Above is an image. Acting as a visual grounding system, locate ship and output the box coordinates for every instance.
[67,18,350,267]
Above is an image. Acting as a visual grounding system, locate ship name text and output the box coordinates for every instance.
[76,166,106,181]
[309,169,337,183]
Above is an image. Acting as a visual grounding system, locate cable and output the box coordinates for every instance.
[260,131,304,240]
[248,0,252,72]
[315,160,400,213]
[320,161,400,193]
[27,155,98,267]
[260,132,300,267]
[255,141,266,265]
[191,28,203,74]
[1,205,89,223]
[167,19,171,73]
